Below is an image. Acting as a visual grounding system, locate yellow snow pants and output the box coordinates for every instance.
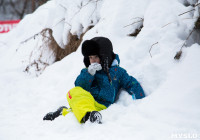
[62,87,107,123]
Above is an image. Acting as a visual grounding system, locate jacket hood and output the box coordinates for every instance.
[111,54,120,67]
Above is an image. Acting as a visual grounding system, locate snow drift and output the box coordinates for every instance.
[0,0,200,140]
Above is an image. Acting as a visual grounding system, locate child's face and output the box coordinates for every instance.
[89,55,100,64]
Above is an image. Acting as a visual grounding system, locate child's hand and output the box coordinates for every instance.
[88,63,102,76]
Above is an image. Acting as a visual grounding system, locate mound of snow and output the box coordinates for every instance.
[0,0,200,140]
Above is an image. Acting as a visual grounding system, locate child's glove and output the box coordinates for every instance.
[88,63,102,76]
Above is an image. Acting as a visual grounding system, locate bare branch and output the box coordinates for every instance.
[70,0,93,21]
[178,2,200,16]
[59,3,67,10]
[180,28,195,49]
[149,42,158,58]
[195,2,200,6]
[131,17,144,20]
[31,0,36,12]
[124,19,143,28]
[178,9,195,16]
[89,0,99,19]
[51,18,65,28]
[20,17,65,45]
[20,0,28,19]
[161,21,177,28]
[20,29,48,45]
[10,0,21,16]
[174,28,195,60]
[70,0,102,21]
[161,17,198,28]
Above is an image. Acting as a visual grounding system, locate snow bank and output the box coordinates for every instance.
[0,0,200,140]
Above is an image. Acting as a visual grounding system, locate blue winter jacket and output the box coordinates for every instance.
[75,54,145,107]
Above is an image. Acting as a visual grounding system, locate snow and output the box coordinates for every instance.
[0,0,200,140]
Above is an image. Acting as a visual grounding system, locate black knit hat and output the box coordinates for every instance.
[82,40,100,57]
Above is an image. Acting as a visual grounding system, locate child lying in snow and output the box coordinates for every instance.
[43,37,145,124]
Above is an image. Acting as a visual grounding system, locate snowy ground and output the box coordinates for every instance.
[0,0,200,140]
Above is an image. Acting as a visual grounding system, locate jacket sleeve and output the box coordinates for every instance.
[119,67,145,99]
[74,68,95,91]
